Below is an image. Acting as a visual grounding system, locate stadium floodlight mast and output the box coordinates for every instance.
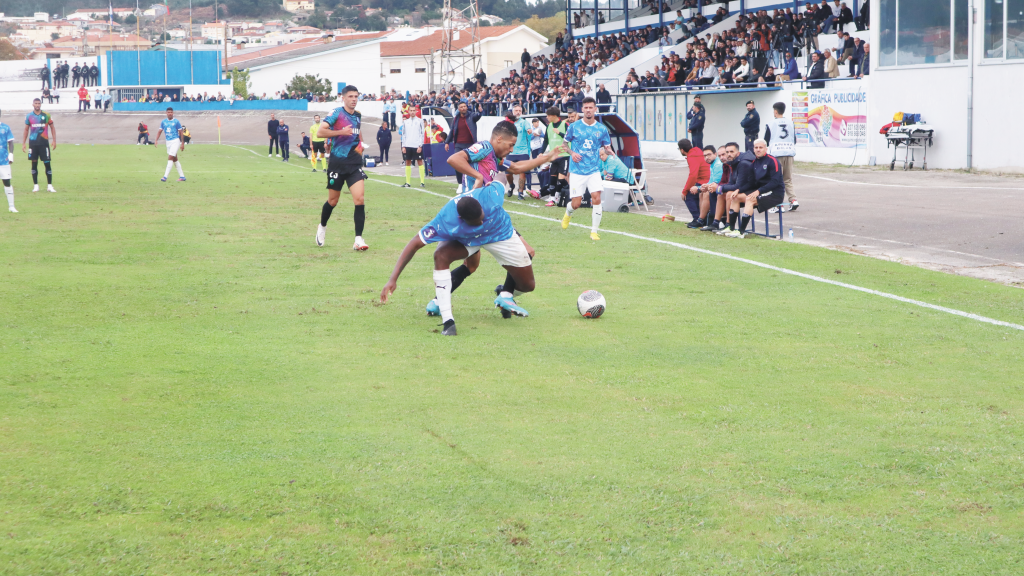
[438,0,481,91]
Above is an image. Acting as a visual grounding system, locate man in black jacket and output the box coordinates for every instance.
[806,52,827,88]
[595,83,612,113]
[723,139,784,238]
[40,65,51,90]
[267,113,280,157]
[444,101,483,189]
[740,100,760,152]
[717,145,756,235]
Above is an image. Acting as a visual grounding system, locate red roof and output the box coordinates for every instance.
[380,25,519,57]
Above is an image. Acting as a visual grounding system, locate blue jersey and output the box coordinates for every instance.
[0,123,13,166]
[461,140,501,190]
[418,181,514,247]
[600,153,633,183]
[564,119,610,175]
[324,106,363,166]
[512,118,532,155]
[160,118,182,141]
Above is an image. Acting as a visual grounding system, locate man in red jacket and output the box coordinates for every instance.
[77,85,89,113]
[678,138,709,228]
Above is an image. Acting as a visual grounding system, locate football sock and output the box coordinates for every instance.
[4,185,13,209]
[320,201,334,227]
[565,204,575,216]
[174,161,184,178]
[450,264,472,292]
[321,157,328,170]
[164,161,173,178]
[44,161,52,184]
[739,214,751,233]
[591,203,602,233]
[433,269,453,323]
[728,211,738,230]
[353,204,365,236]
[502,272,517,295]
[405,165,412,184]
[418,164,426,183]
[31,162,38,184]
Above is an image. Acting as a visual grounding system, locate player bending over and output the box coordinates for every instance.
[1,109,17,212]
[380,146,563,335]
[22,98,57,193]
[561,97,611,240]
[315,85,370,251]
[308,114,328,172]
[153,107,186,182]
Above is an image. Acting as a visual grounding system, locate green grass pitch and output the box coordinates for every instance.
[2,144,1023,574]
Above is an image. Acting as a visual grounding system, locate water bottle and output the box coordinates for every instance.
[788,228,794,240]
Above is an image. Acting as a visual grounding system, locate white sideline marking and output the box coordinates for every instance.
[233,144,1024,332]
[795,172,1024,191]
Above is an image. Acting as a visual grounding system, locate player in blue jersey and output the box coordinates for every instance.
[504,103,533,199]
[315,85,371,251]
[22,98,57,193]
[380,128,564,335]
[152,107,186,182]
[561,97,611,240]
[1,109,18,212]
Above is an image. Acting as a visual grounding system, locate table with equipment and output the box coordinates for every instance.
[885,125,934,171]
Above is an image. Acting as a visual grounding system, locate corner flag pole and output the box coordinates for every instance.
[217,115,221,145]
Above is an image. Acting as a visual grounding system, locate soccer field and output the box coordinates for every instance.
[2,145,1023,574]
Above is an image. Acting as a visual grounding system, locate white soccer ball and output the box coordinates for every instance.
[577,290,606,319]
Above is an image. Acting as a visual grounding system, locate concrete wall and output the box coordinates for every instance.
[247,42,380,99]
[380,56,430,94]
[479,29,547,78]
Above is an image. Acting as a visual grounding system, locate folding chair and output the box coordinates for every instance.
[628,168,650,212]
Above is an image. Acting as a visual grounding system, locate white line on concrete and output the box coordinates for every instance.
[795,172,1024,191]
[237,145,1024,332]
[791,225,1024,266]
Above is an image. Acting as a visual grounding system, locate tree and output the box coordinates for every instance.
[51,32,61,41]
[0,39,25,61]
[523,12,566,43]
[125,14,138,25]
[286,73,333,96]
[230,67,252,98]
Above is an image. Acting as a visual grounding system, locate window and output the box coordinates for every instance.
[390,66,401,74]
[879,0,969,66]
[988,0,1024,57]
[415,66,426,73]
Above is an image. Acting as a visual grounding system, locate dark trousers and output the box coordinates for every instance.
[138,133,150,144]
[684,190,701,220]
[279,140,289,160]
[299,144,311,158]
[42,78,50,90]
[269,135,279,154]
[380,145,390,163]
[744,133,757,151]
[451,143,469,184]
[690,130,703,150]
[388,112,397,131]
[78,100,88,112]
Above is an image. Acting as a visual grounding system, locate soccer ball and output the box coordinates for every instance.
[577,290,606,318]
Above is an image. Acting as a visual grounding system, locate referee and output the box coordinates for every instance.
[308,114,327,172]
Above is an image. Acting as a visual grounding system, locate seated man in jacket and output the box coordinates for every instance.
[722,139,785,238]
[678,138,710,227]
[599,147,635,184]
[782,52,801,79]
[716,144,756,235]
[806,52,828,88]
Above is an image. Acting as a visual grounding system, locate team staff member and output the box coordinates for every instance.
[678,138,709,228]
[542,106,570,207]
[740,100,760,152]
[299,132,311,158]
[77,84,89,113]
[315,85,370,251]
[22,98,57,193]
[723,139,784,238]
[308,114,327,171]
[444,101,482,190]
[267,113,280,157]
[277,121,290,162]
[376,122,392,166]
[763,101,799,210]
[505,104,533,198]
[686,102,705,150]
[400,108,426,188]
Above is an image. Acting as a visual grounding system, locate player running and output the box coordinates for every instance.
[153,107,186,182]
[308,114,327,172]
[561,97,610,240]
[315,85,370,251]
[380,125,565,336]
[1,109,17,212]
[22,98,57,193]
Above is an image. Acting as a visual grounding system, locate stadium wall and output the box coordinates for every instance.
[245,42,380,100]
[114,100,309,111]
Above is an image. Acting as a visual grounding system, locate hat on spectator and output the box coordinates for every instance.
[746,100,755,105]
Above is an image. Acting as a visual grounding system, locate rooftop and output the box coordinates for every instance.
[226,31,388,67]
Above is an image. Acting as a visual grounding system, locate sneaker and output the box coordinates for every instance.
[790,199,799,211]
[32,185,39,192]
[518,192,525,200]
[268,153,272,157]
[425,299,440,316]
[493,285,512,319]
[316,224,326,247]
[686,219,703,229]
[529,190,540,199]
[312,169,317,172]
[545,200,555,207]
[8,207,16,213]
[384,162,389,166]
[276,154,280,157]
[561,213,572,229]
[420,183,426,188]
[353,236,369,251]
[506,188,513,198]
[699,221,718,231]
[644,194,655,204]
[590,232,601,241]
[494,294,529,317]
[441,319,457,336]
[715,226,733,235]
[724,229,745,238]
[177,177,186,182]
[160,177,167,182]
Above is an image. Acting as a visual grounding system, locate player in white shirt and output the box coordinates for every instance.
[763,101,798,210]
[400,110,426,188]
[1,109,17,212]
[152,107,186,182]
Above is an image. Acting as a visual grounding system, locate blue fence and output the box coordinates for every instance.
[107,51,223,86]
[114,100,309,112]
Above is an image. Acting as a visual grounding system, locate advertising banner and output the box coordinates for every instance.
[792,88,867,148]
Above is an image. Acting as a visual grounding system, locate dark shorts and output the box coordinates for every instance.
[754,189,783,213]
[404,147,423,161]
[326,159,366,191]
[506,153,530,165]
[549,156,569,178]
[312,141,326,154]
[27,141,51,162]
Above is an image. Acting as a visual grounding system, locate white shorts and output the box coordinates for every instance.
[0,165,10,180]
[568,171,604,199]
[464,235,531,268]
[165,139,181,156]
